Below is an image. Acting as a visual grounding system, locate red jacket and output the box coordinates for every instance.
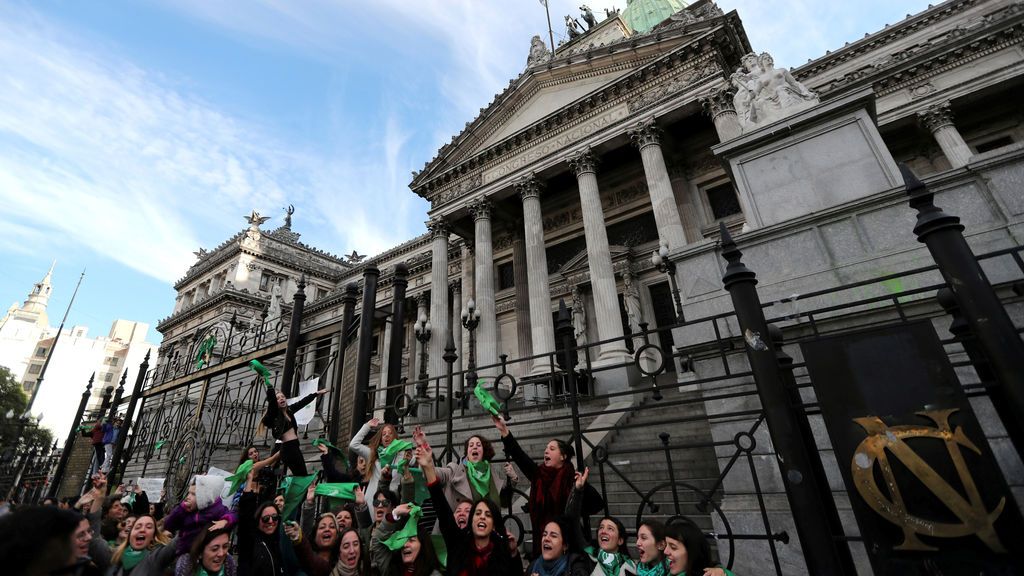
[90,423,104,445]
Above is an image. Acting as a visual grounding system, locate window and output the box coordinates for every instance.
[35,347,47,357]
[23,381,34,392]
[974,135,1014,154]
[497,262,515,290]
[28,364,41,374]
[260,271,285,292]
[704,182,743,220]
[104,356,119,366]
[103,372,114,382]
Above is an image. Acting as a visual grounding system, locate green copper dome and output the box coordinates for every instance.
[621,0,688,34]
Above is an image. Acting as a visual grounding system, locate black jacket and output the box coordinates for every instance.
[428,477,524,576]
[261,387,316,439]
[237,491,286,576]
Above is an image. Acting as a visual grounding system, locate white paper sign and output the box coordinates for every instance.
[136,477,164,503]
[291,377,319,426]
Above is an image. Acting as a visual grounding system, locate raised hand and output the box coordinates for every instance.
[354,486,365,505]
[507,530,519,555]
[283,521,301,542]
[703,569,727,576]
[574,467,590,490]
[315,389,329,396]
[503,462,518,484]
[367,417,381,429]
[412,425,427,447]
[209,519,228,531]
[393,503,412,518]
[492,415,509,437]
[305,480,317,503]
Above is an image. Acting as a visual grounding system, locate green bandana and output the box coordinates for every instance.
[636,558,669,576]
[380,504,422,550]
[195,335,216,369]
[227,459,254,495]
[249,360,272,388]
[315,482,359,500]
[408,467,430,504]
[431,534,447,568]
[154,440,166,451]
[377,439,413,468]
[464,460,491,500]
[588,547,630,576]
[312,437,343,455]
[473,381,502,417]
[196,565,226,576]
[279,474,316,519]
[121,547,148,570]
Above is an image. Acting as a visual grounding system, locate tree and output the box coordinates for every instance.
[0,366,54,466]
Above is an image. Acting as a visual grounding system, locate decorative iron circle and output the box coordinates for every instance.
[493,372,518,402]
[394,393,414,418]
[635,481,735,570]
[593,445,608,464]
[503,513,525,543]
[734,431,756,453]
[634,344,666,377]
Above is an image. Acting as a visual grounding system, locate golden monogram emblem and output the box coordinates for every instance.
[851,409,1005,552]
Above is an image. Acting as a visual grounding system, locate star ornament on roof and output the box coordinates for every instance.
[345,250,367,264]
[245,210,271,229]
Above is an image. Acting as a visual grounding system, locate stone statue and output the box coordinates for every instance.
[732,51,819,133]
[566,15,582,39]
[283,204,294,228]
[345,250,367,264]
[267,281,283,322]
[571,287,587,345]
[526,35,551,66]
[579,5,597,28]
[623,271,643,334]
[604,7,620,18]
[245,210,270,230]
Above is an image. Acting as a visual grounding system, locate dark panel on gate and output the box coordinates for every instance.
[801,321,1023,575]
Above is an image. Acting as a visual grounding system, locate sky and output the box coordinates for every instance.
[1,0,932,430]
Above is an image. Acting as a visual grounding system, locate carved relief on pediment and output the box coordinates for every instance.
[628,60,720,113]
[431,172,482,209]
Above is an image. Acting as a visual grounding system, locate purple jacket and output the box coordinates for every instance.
[163,497,237,555]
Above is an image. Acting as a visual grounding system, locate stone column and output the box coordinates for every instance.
[567,148,630,366]
[918,102,972,169]
[469,198,498,376]
[427,218,450,382]
[459,245,474,390]
[449,278,463,385]
[511,228,533,367]
[628,119,688,251]
[515,174,556,375]
[701,88,742,142]
[376,318,391,416]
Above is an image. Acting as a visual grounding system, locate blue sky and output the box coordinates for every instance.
[1,0,933,346]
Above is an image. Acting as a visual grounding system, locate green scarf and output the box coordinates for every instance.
[195,335,216,369]
[249,360,272,388]
[121,547,148,570]
[588,547,631,576]
[408,467,430,504]
[636,558,669,576]
[377,439,413,468]
[312,437,343,455]
[227,459,254,495]
[380,504,422,550]
[279,474,316,519]
[473,382,503,416]
[196,565,226,576]
[464,460,492,500]
[315,481,359,510]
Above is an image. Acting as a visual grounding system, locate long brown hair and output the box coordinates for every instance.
[362,423,398,482]
[335,527,372,575]
[257,391,292,437]
[185,526,232,574]
[110,514,171,565]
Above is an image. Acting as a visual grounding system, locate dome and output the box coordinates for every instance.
[620,0,688,34]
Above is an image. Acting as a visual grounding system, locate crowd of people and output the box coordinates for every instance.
[0,381,735,576]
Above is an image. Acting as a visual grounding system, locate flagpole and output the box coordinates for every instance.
[26,269,85,413]
[543,0,555,59]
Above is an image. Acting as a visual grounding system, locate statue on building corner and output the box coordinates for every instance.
[283,204,295,229]
[571,287,587,345]
[526,35,551,66]
[731,51,819,133]
[566,15,582,39]
[579,5,597,28]
[267,281,283,323]
[623,271,643,335]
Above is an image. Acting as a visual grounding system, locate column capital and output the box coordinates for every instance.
[701,87,737,118]
[918,102,955,133]
[426,216,450,239]
[448,277,461,293]
[627,118,662,150]
[415,291,429,307]
[567,147,599,177]
[514,173,545,201]
[468,197,492,221]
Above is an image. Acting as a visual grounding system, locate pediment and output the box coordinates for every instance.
[558,245,633,286]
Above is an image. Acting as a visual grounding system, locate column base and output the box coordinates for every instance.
[589,344,641,396]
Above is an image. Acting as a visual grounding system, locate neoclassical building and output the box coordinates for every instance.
[129,1,1023,572]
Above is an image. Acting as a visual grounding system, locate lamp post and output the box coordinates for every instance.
[413,313,432,398]
[460,299,481,387]
[651,241,685,323]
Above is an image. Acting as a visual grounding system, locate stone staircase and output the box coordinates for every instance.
[416,382,723,549]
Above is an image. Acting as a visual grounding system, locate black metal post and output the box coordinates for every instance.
[555,299,585,471]
[109,351,150,488]
[328,284,359,443]
[385,264,409,424]
[97,385,114,423]
[937,287,1024,453]
[108,370,127,421]
[461,301,480,408]
[652,245,685,323]
[351,263,380,438]
[904,165,1024,452]
[280,275,307,397]
[718,222,850,575]
[769,324,856,571]
[48,373,93,498]
[414,316,431,398]
[443,331,458,463]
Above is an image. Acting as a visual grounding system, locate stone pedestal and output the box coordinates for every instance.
[712,88,901,230]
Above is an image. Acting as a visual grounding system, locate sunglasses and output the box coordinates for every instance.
[374,500,392,506]
[260,514,281,523]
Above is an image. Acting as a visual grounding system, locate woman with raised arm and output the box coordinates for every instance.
[285,480,341,576]
[493,415,603,558]
[107,513,178,576]
[663,521,733,576]
[416,443,524,576]
[349,417,406,516]
[567,468,636,576]
[237,469,287,576]
[411,425,515,511]
[369,501,442,576]
[257,371,328,477]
